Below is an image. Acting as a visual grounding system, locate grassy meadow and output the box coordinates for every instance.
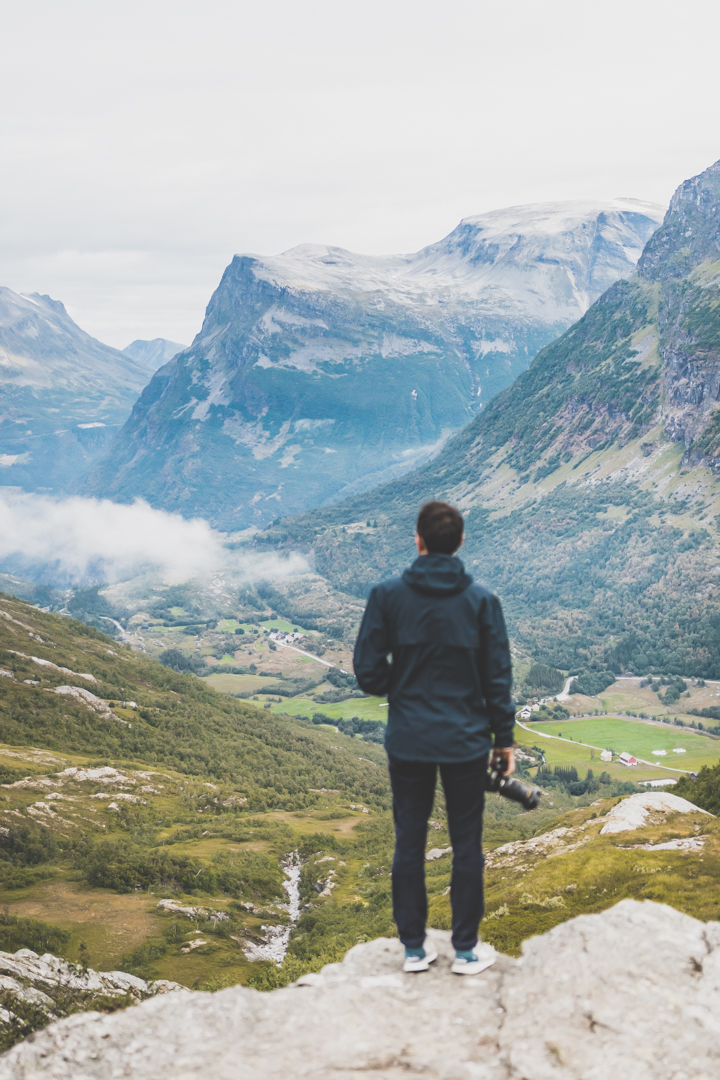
[524,715,720,779]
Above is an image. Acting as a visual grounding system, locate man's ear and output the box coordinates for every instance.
[415,533,428,555]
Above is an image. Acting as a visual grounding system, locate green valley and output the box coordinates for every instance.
[258,159,720,683]
[3,591,720,1053]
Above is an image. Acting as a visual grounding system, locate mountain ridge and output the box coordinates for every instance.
[122,338,187,371]
[0,289,151,493]
[81,200,663,528]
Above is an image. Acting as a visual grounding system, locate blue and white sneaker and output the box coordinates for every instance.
[403,940,439,972]
[451,943,496,975]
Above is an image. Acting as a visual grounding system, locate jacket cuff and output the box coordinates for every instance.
[493,735,515,748]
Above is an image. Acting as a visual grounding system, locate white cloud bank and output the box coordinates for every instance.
[0,490,306,586]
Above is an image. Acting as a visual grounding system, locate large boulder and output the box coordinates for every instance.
[2,899,719,1079]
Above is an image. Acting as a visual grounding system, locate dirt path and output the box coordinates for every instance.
[272,639,336,668]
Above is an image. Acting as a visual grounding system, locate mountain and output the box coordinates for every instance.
[0,290,152,493]
[123,338,187,370]
[82,200,663,529]
[263,159,720,678]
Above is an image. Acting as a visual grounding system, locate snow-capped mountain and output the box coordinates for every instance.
[123,338,187,370]
[84,199,664,528]
[0,289,152,493]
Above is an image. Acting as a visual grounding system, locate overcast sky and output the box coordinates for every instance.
[1,0,719,349]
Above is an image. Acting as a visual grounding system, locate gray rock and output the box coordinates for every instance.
[0,948,186,1057]
[3,899,720,1079]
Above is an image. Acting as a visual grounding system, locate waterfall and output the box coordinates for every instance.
[242,851,301,966]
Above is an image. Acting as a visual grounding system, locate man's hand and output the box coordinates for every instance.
[491,746,515,777]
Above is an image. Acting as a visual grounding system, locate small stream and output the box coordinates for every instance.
[242,851,301,966]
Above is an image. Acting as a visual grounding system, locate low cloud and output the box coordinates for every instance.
[0,490,306,586]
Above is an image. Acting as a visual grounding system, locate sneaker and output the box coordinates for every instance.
[451,943,496,975]
[403,940,439,972]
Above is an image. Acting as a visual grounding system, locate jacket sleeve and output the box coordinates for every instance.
[353,586,392,697]
[477,594,515,747]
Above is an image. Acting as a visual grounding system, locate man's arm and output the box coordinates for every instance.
[477,593,515,765]
[353,587,392,697]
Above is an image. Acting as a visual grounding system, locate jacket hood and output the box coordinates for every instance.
[402,553,473,597]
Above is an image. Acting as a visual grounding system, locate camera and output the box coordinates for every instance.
[486,766,541,810]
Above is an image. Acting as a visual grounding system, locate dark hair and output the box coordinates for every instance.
[416,501,464,554]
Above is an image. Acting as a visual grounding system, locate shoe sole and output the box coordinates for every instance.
[451,955,496,976]
[403,945,439,972]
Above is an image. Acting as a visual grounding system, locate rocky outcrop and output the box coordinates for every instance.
[0,948,184,1053]
[638,158,720,284]
[598,791,710,834]
[2,899,719,1079]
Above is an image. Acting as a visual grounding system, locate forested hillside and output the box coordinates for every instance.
[262,159,720,678]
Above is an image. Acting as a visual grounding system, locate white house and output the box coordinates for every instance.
[618,751,638,767]
[600,749,612,762]
[520,706,532,720]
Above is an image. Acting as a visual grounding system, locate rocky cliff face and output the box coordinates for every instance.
[2,899,719,1080]
[0,290,151,494]
[82,201,662,529]
[637,163,720,465]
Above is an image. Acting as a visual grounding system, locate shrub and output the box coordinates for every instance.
[157,649,208,675]
[523,664,564,695]
[569,670,616,697]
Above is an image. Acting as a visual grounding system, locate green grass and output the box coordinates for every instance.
[261,618,307,633]
[270,696,388,722]
[202,673,285,694]
[527,716,720,775]
[479,803,720,954]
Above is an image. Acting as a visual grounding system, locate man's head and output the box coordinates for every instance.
[415,501,464,555]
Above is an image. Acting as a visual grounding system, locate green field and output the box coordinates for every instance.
[203,672,285,694]
[525,716,720,777]
[260,618,307,632]
[216,619,265,633]
[270,695,388,723]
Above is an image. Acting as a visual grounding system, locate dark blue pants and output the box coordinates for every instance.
[387,753,488,951]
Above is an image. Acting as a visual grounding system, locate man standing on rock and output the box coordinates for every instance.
[354,501,515,975]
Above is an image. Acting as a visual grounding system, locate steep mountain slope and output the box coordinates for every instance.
[83,201,662,528]
[264,159,720,677]
[0,593,392,1002]
[0,291,151,493]
[123,338,187,370]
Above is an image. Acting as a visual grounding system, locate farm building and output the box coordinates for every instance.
[600,749,612,762]
[618,751,638,767]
